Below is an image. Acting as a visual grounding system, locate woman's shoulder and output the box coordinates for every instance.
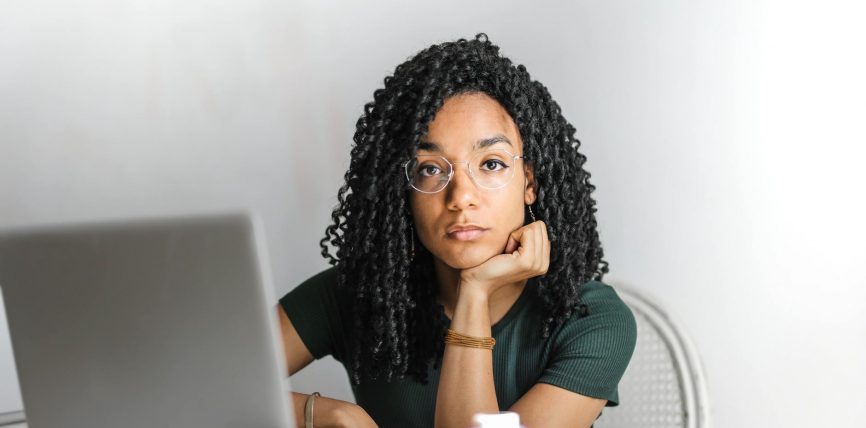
[578,279,634,318]
[279,265,344,315]
[286,265,342,296]
[300,265,339,286]
[550,278,637,348]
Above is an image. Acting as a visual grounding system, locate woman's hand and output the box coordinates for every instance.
[458,220,550,298]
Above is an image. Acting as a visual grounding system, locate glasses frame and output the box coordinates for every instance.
[403,148,525,194]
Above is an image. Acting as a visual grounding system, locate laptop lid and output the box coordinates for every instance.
[0,212,295,428]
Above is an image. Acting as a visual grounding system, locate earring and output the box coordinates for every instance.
[528,205,536,222]
[409,224,416,260]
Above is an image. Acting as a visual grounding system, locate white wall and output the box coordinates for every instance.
[2,0,864,426]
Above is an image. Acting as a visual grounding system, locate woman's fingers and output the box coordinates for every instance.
[541,222,550,274]
[460,221,550,296]
[504,230,520,254]
[507,225,530,258]
[534,222,544,273]
[527,221,549,276]
[511,221,550,276]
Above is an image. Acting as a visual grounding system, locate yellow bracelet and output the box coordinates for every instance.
[444,329,496,350]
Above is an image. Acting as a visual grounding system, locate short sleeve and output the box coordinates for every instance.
[537,281,637,407]
[278,266,349,361]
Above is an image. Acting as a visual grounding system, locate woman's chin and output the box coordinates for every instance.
[437,247,499,270]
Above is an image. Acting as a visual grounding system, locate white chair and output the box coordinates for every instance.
[594,286,711,428]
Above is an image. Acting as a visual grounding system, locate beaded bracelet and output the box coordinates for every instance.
[444,328,496,350]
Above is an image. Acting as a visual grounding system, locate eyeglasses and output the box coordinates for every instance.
[404,148,525,194]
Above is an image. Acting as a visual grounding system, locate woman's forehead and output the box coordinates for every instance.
[419,94,522,155]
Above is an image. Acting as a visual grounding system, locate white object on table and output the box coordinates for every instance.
[472,411,522,428]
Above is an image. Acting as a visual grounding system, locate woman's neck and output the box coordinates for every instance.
[432,257,527,324]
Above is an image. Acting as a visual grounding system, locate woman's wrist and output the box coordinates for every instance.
[457,278,492,302]
[451,281,493,338]
[291,392,359,428]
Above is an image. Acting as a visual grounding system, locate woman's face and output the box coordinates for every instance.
[409,92,536,270]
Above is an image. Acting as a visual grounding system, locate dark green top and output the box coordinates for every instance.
[280,267,637,428]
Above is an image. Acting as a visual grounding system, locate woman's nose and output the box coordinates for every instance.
[445,162,479,208]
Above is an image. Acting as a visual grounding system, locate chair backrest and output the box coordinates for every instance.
[594,286,711,428]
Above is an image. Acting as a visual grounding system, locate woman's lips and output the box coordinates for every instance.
[447,228,487,241]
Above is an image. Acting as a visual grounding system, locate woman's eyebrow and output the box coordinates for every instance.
[418,134,512,152]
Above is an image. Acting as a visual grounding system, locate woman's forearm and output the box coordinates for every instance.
[290,391,375,428]
[434,286,500,428]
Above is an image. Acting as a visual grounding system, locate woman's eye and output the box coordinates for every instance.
[419,165,442,176]
[481,159,507,171]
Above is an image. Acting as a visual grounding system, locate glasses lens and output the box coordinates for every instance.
[470,149,515,189]
[406,155,450,192]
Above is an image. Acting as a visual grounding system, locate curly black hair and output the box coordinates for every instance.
[319,33,608,385]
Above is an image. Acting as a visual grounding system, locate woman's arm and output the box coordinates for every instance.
[433,219,609,427]
[277,305,314,374]
[508,384,606,428]
[277,306,379,427]
[434,286,499,428]
[433,289,608,428]
[434,222,547,428]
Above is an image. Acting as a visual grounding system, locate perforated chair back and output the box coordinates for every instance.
[594,286,710,428]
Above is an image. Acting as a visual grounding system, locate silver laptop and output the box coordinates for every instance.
[0,212,295,428]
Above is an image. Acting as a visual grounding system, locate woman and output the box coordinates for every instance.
[277,33,637,428]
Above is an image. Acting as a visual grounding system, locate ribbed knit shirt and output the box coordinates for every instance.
[279,267,637,428]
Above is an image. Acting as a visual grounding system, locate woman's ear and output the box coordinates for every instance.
[523,162,537,205]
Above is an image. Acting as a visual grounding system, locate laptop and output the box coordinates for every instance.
[0,212,296,428]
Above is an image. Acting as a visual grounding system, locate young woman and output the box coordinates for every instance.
[277,33,637,428]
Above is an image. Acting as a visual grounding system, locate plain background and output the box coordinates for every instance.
[2,0,864,426]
